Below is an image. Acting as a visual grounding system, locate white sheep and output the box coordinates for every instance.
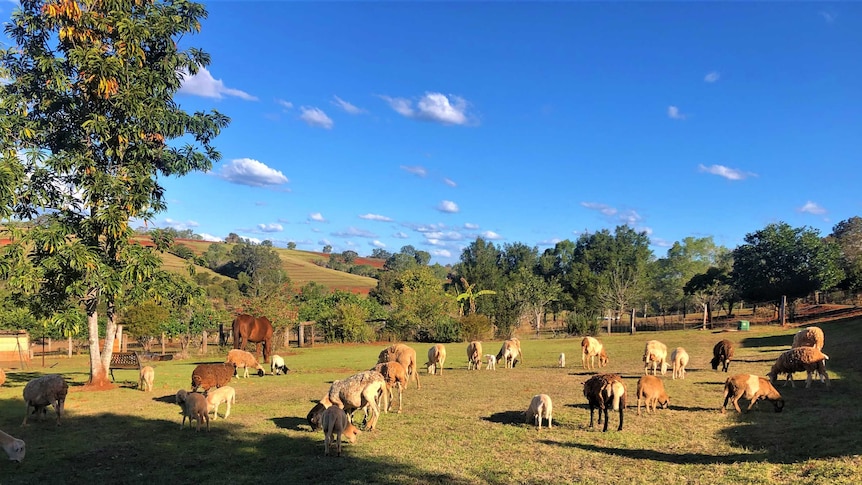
[670,347,689,380]
[721,374,784,414]
[496,339,523,369]
[139,365,154,392]
[226,349,265,378]
[467,341,483,370]
[559,353,566,368]
[322,405,361,457]
[22,374,68,426]
[643,340,668,376]
[792,326,825,351]
[636,375,670,416]
[581,337,608,370]
[525,394,553,430]
[205,385,236,420]
[270,354,290,375]
[0,429,25,462]
[320,370,386,431]
[426,344,447,375]
[175,389,210,431]
[766,347,830,388]
[485,354,496,370]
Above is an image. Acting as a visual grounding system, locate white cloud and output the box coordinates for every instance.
[424,231,463,241]
[300,107,334,129]
[481,230,503,240]
[464,222,479,230]
[215,158,289,187]
[333,227,377,238]
[431,249,452,258]
[581,202,618,216]
[538,238,562,246]
[443,178,457,187]
[162,218,199,231]
[698,164,755,181]
[412,223,447,233]
[359,213,393,222]
[401,165,427,177]
[667,105,686,120]
[650,237,673,248]
[332,95,364,114]
[799,201,826,215]
[704,71,720,83]
[371,240,386,248]
[257,223,283,233]
[318,238,331,246]
[380,92,471,125]
[243,236,262,244]
[309,213,326,222]
[198,233,223,242]
[276,99,293,110]
[378,95,414,117]
[393,231,409,239]
[618,210,643,226]
[179,66,257,101]
[819,11,836,23]
[425,238,448,247]
[437,200,459,213]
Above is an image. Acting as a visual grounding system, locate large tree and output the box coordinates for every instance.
[830,216,862,292]
[0,0,228,386]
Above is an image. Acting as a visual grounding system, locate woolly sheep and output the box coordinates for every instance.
[371,361,408,413]
[670,347,689,380]
[766,347,830,388]
[322,405,361,457]
[191,363,235,392]
[139,366,154,392]
[271,354,290,375]
[792,326,825,351]
[22,374,68,426]
[721,374,784,414]
[581,337,608,370]
[525,394,553,430]
[378,344,421,390]
[710,340,734,373]
[467,341,483,370]
[320,370,386,431]
[206,385,236,420]
[643,340,668,376]
[426,344,447,375]
[485,354,496,370]
[175,389,210,431]
[0,429,25,462]
[226,349,265,378]
[582,373,626,432]
[636,375,670,416]
[496,338,523,369]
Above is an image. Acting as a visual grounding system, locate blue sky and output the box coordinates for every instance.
[7,2,862,265]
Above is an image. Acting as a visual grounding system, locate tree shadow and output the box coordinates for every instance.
[271,416,314,431]
[740,334,792,349]
[481,410,525,426]
[542,440,765,465]
[152,394,178,404]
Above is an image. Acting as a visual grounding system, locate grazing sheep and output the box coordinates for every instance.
[670,347,689,380]
[190,363,236,392]
[270,354,290,375]
[22,374,68,426]
[583,373,626,432]
[0,429,25,462]
[485,354,496,370]
[371,361,408,413]
[139,366,154,392]
[721,374,784,414]
[205,385,236,420]
[792,326,825,351]
[581,337,609,370]
[175,389,210,431]
[321,370,386,431]
[226,349,265,378]
[710,340,734,373]
[378,344,421,390]
[525,394,553,430]
[426,344,447,375]
[643,340,668,376]
[0,368,5,387]
[322,405,361,457]
[559,353,566,368]
[636,375,670,416]
[467,341,483,370]
[307,402,326,431]
[766,347,830,388]
[496,338,523,369]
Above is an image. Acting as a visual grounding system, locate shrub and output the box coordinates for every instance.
[434,318,462,343]
[460,314,493,342]
[565,312,600,336]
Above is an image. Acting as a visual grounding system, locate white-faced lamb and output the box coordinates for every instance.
[426,344,447,376]
[139,365,154,392]
[271,354,290,375]
[670,347,689,380]
[322,405,361,457]
[1,429,25,462]
[636,375,670,416]
[710,339,734,372]
[22,374,68,426]
[467,341,483,370]
[582,373,626,432]
[581,336,609,370]
[191,363,235,392]
[721,374,784,414]
[378,344,420,390]
[226,349,265,378]
[792,326,825,351]
[766,347,830,388]
[496,338,523,369]
[320,370,386,431]
[525,394,553,430]
[371,361,408,413]
[175,389,210,431]
[205,385,236,420]
[643,340,668,376]
[485,354,496,370]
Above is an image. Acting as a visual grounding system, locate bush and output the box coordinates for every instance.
[460,314,493,342]
[565,312,600,336]
[434,318,462,343]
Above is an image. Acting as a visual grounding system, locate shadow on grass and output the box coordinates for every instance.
[543,440,765,465]
[272,416,310,431]
[481,410,524,426]
[740,334,792,349]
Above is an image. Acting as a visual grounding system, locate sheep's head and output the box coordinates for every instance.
[599,350,609,367]
[771,398,785,413]
[659,395,670,409]
[256,368,265,377]
[710,356,721,370]
[307,402,326,431]
[176,389,188,406]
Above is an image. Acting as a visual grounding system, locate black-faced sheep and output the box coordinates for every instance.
[721,374,784,414]
[175,389,210,431]
[321,370,387,431]
[270,354,290,375]
[792,326,825,351]
[670,347,689,380]
[1,429,25,462]
[22,374,68,426]
[226,349,265,378]
[139,365,154,392]
[205,385,236,420]
[378,344,421,390]
[191,363,236,392]
[636,375,670,416]
[582,373,626,432]
[643,340,668,376]
[467,341,483,370]
[307,402,326,431]
[525,394,553,430]
[581,336,608,370]
[426,344,447,375]
[496,338,523,369]
[766,347,830,388]
[710,339,734,372]
[371,361,408,413]
[322,405,361,457]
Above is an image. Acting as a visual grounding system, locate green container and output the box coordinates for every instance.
[738,320,750,331]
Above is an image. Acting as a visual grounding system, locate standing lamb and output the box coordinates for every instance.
[581,337,609,370]
[582,373,626,432]
[378,344,421,390]
[22,374,68,426]
[670,347,689,380]
[1,429,25,462]
[139,365,154,392]
[485,354,497,370]
[636,375,670,416]
[226,349,265,378]
[190,363,236,392]
[426,344,447,375]
[175,389,210,431]
[721,374,784,414]
[371,361,408,413]
[559,353,566,368]
[270,354,290,375]
[792,326,825,351]
[525,394,553,430]
[322,405,361,457]
[643,340,668,376]
[766,347,830,388]
[467,341,483,370]
[320,370,386,431]
[710,339,734,372]
[205,385,236,420]
[496,338,523,369]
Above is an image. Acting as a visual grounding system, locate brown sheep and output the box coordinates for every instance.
[710,339,734,372]
[581,337,608,370]
[636,375,669,416]
[378,344,421,390]
[371,361,408,413]
[582,373,626,432]
[426,344,447,375]
[175,389,210,431]
[22,374,68,426]
[766,347,830,388]
[792,326,825,351]
[225,349,265,378]
[191,363,235,392]
[467,341,483,370]
[322,405,361,457]
[721,374,784,414]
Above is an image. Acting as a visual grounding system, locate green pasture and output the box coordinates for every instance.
[1,319,860,484]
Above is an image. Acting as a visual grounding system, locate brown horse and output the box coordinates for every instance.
[232,314,274,362]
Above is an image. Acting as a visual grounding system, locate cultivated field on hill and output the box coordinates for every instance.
[1,319,859,484]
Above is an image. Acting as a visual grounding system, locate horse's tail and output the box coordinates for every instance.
[231,316,241,348]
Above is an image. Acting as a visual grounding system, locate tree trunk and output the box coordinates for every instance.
[701,303,708,330]
[100,303,118,376]
[201,330,208,355]
[86,310,111,387]
[67,335,73,359]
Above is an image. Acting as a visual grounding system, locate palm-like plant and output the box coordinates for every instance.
[455,277,496,316]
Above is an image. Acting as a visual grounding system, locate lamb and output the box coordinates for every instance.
[175,389,210,431]
[190,363,236,392]
[205,385,236,420]
[426,344,447,375]
[1,429,25,462]
[22,374,68,426]
[371,361,408,413]
[226,349,265,378]
[582,373,626,432]
[139,365,154,392]
[766,347,830,388]
[721,374,784,414]
[710,339,734,372]
[496,338,523,369]
[467,341,483,370]
[525,394,553,430]
[792,326,825,351]
[670,347,689,380]
[485,354,496,370]
[559,353,566,368]
[636,375,670,416]
[581,336,609,370]
[320,370,386,431]
[270,354,290,375]
[643,340,668,376]
[378,344,421,390]
[322,405,361,457]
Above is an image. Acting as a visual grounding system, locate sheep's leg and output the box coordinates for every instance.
[212,403,219,421]
[336,430,343,457]
[588,406,596,428]
[617,406,624,431]
[396,383,403,413]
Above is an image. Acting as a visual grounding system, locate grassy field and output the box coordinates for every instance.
[1,319,860,484]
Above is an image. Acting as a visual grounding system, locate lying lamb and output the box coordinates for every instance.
[467,341,483,370]
[525,394,553,430]
[583,373,626,432]
[322,405,361,457]
[271,354,290,375]
[226,349,265,378]
[643,340,668,376]
[0,428,25,462]
[206,385,236,420]
[176,389,210,431]
[767,347,830,388]
[721,374,784,414]
[22,374,68,426]
[191,363,235,392]
[139,365,155,392]
[636,375,669,416]
[792,326,825,351]
[320,370,386,431]
[670,347,689,380]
